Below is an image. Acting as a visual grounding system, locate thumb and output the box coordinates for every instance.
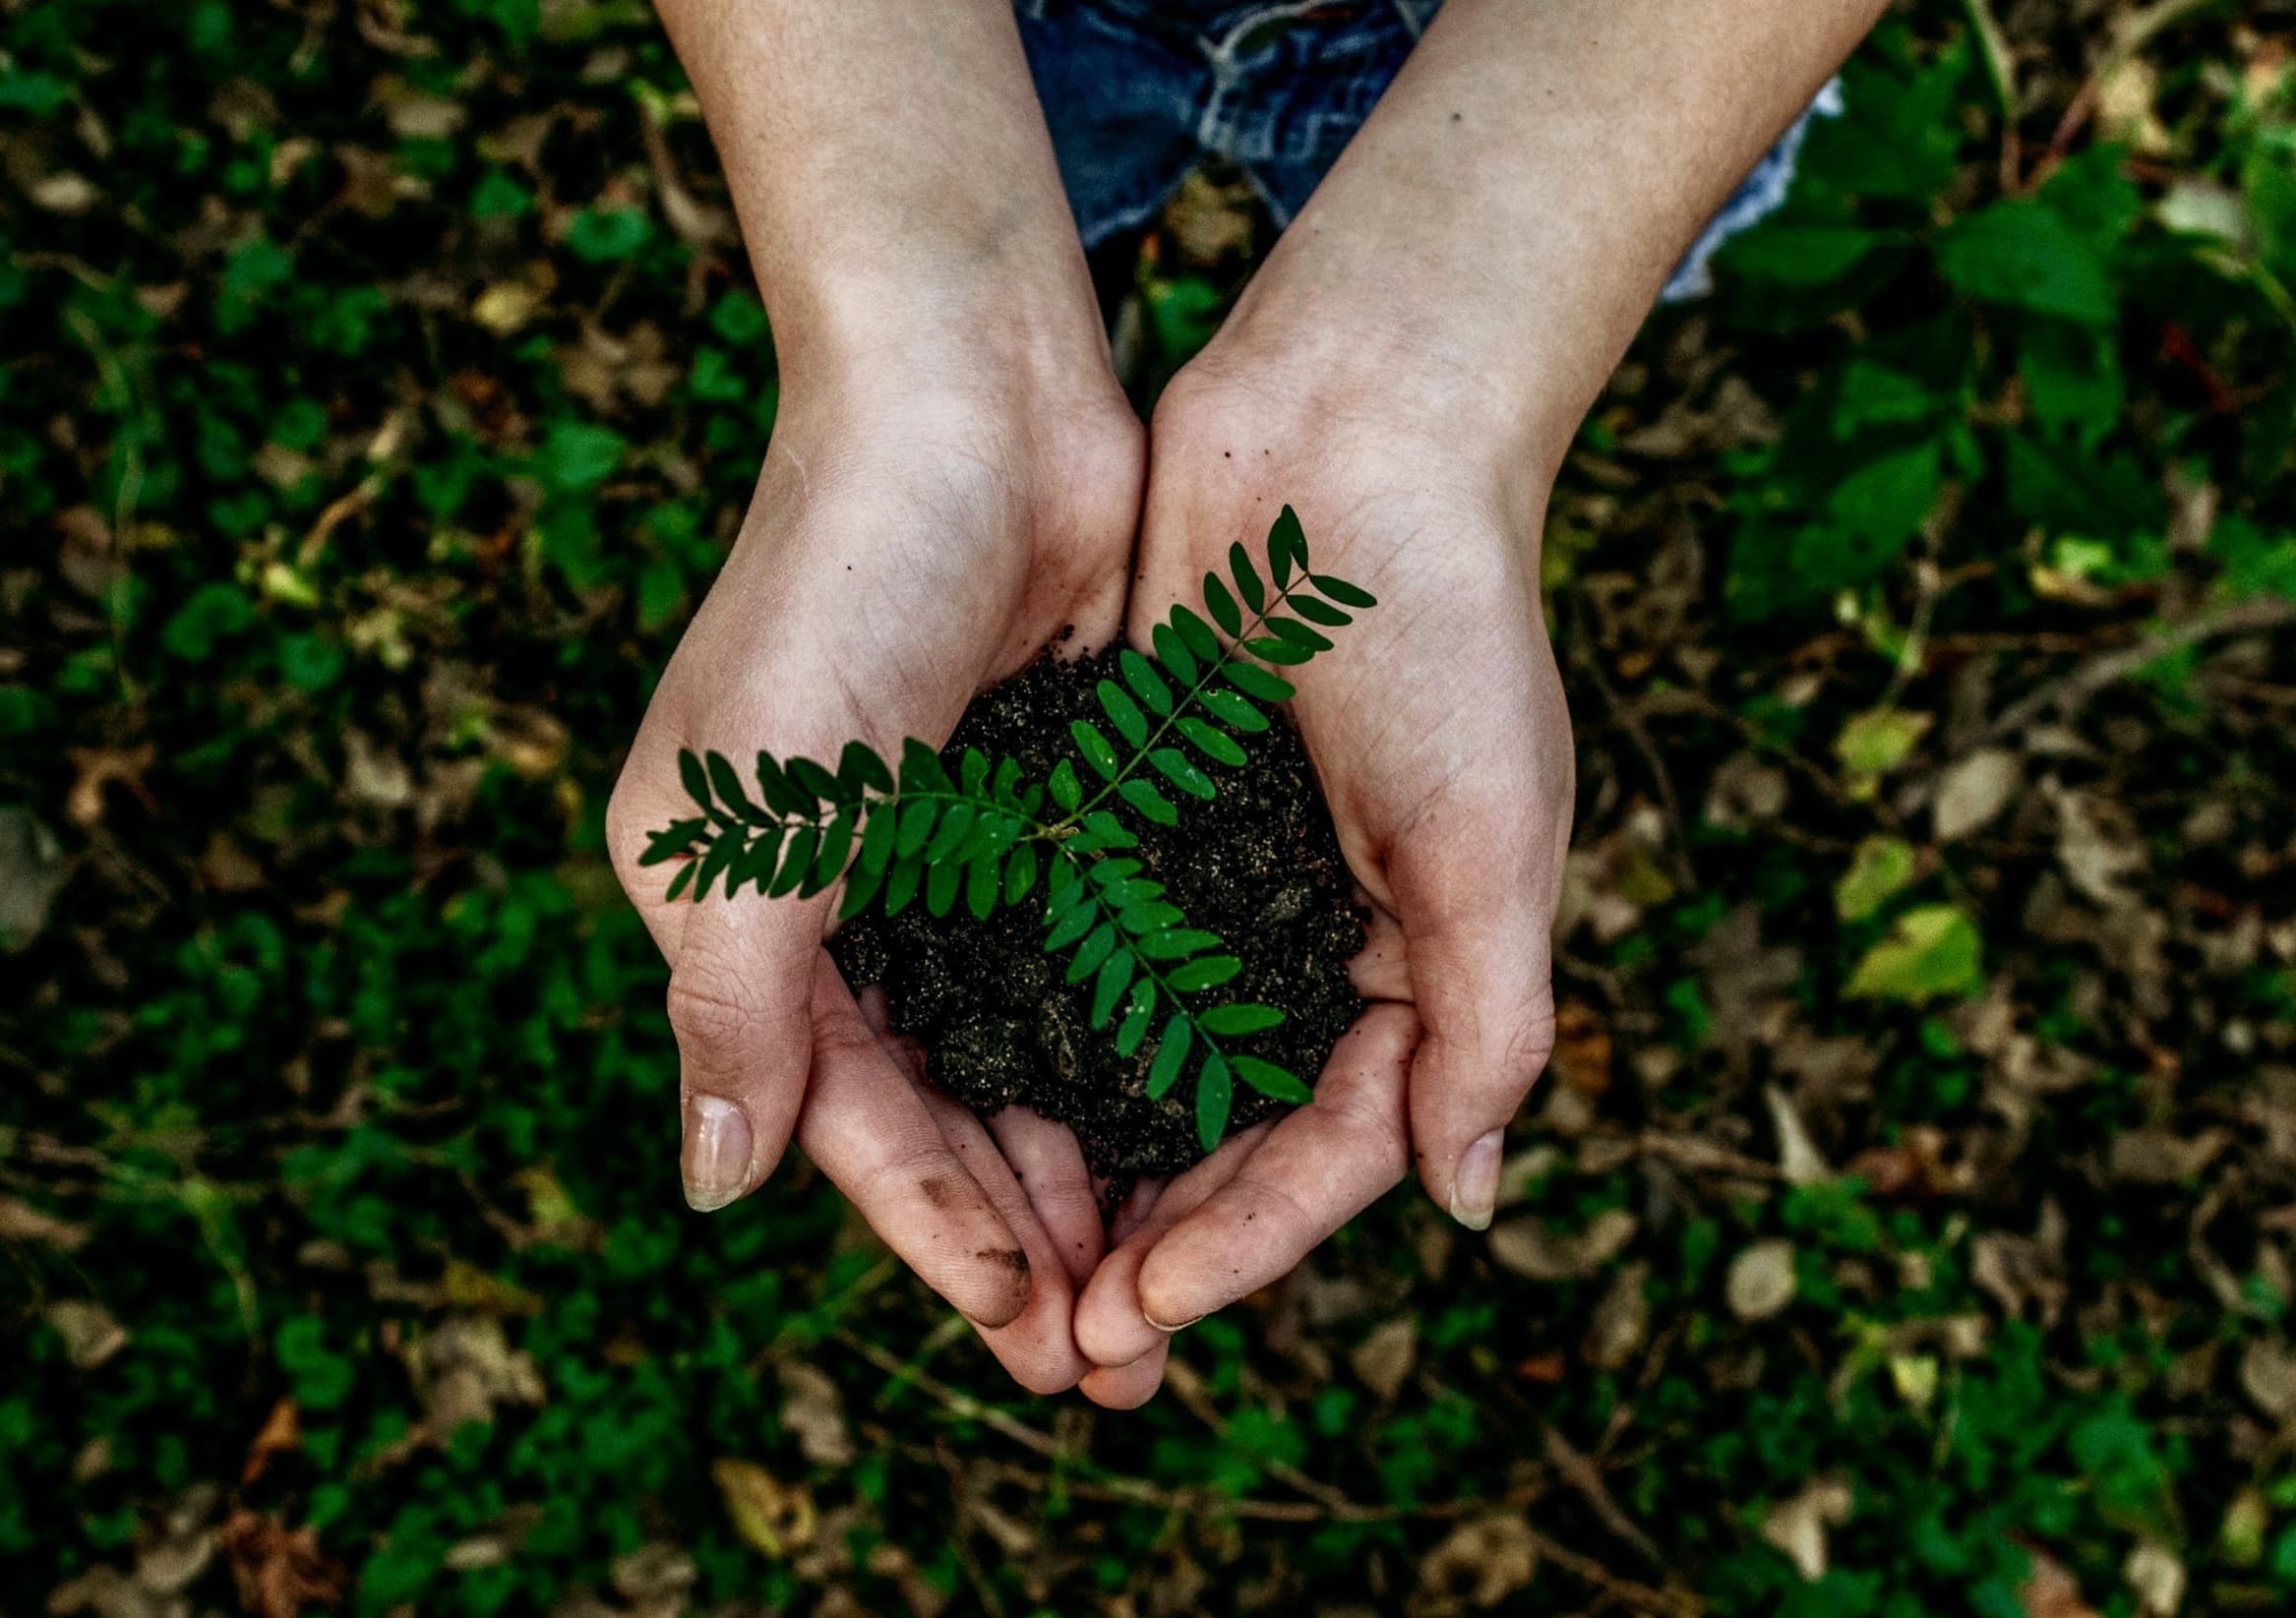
[1390,809,1563,1232]
[608,744,824,1214]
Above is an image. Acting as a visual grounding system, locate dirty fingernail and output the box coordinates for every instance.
[684,1094,753,1213]
[1147,1312,1205,1334]
[1449,1128,1503,1231]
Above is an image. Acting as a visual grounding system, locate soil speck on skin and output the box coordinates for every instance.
[978,1248,1030,1277]
[831,648,1364,1197]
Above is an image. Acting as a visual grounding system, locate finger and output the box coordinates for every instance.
[918,1091,1091,1396]
[1390,826,1560,1229]
[795,961,1034,1329]
[665,893,820,1211]
[1109,1177,1165,1247]
[1134,1005,1416,1330]
[1073,1122,1270,1368]
[1079,1341,1168,1410]
[987,1106,1106,1286]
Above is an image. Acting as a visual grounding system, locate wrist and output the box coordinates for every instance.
[1177,290,1562,531]
[764,236,1115,407]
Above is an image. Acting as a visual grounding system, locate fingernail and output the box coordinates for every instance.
[1147,1312,1205,1334]
[1449,1128,1503,1231]
[683,1094,753,1213]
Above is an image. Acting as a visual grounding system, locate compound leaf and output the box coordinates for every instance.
[1203,573,1242,637]
[1121,649,1174,716]
[1195,1052,1233,1153]
[1229,541,1265,613]
[1198,689,1269,732]
[1090,949,1134,1028]
[707,751,767,824]
[1177,717,1247,767]
[1071,719,1120,782]
[1170,604,1221,663]
[1232,1054,1311,1103]
[1148,748,1215,801]
[1223,662,1296,702]
[1098,680,1148,748]
[1147,1015,1191,1099]
[1002,843,1038,906]
[1152,621,1198,683]
[1198,1002,1284,1037]
[678,749,711,811]
[924,858,961,917]
[767,825,817,898]
[838,740,893,795]
[1169,955,1242,992]
[1119,777,1179,825]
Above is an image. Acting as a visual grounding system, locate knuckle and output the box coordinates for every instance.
[663,964,765,1059]
[1315,1091,1413,1182]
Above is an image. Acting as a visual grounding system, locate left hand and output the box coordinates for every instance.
[1072,326,1578,1403]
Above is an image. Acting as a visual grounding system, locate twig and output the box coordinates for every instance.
[1979,596,2296,744]
[1961,0,2021,193]
[835,1328,1064,1460]
[1543,1424,1661,1563]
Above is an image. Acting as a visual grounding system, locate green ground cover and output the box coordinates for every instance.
[5,1,2295,1613]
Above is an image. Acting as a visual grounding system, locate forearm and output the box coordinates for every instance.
[656,0,1107,395]
[1213,0,1885,477]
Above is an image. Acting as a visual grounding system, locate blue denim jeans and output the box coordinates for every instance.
[1015,0,1839,302]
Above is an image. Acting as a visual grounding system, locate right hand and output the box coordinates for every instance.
[606,358,1143,1392]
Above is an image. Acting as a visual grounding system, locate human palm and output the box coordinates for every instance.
[1071,377,1576,1402]
[608,384,1142,1391]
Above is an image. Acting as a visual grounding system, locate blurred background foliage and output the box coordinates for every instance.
[4,0,2296,1614]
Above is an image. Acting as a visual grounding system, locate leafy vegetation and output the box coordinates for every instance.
[4,2,2295,1617]
[647,509,1370,1149]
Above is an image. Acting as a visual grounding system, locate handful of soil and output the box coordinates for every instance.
[830,647,1364,1184]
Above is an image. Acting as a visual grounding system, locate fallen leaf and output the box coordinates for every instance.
[1350,1315,1419,1402]
[1844,905,1983,1002]
[415,1315,545,1441]
[0,1192,89,1249]
[2019,1546,2101,1618]
[31,172,101,213]
[713,1458,816,1559]
[67,745,157,828]
[47,1299,130,1368]
[1933,749,2021,842]
[1726,1239,1798,1321]
[777,1362,854,1467]
[2239,1337,2296,1423]
[1583,1261,1651,1371]
[1488,1208,1637,1283]
[2123,1538,2185,1616]
[1761,1475,1852,1581]
[217,1511,346,1618]
[2053,787,2148,906]
[1836,835,1917,923]
[1549,1001,1613,1097]
[1836,706,1932,779]
[0,808,71,952]
[472,280,544,334]
[241,1399,301,1486]
[1763,1084,1833,1184]
[1414,1514,1540,1611]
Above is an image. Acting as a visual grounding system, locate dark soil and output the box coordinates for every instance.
[830,647,1365,1186]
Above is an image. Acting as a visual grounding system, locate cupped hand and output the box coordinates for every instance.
[607,362,1142,1392]
[1072,350,1576,1398]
